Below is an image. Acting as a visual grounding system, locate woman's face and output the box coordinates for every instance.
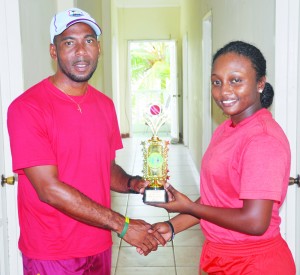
[211,52,265,125]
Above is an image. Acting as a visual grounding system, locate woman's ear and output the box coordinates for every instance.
[257,76,266,93]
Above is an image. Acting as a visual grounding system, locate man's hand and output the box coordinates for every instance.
[122,219,166,256]
[128,176,149,194]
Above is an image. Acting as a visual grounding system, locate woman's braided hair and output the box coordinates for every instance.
[212,41,274,108]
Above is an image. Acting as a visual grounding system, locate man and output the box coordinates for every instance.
[7,8,164,274]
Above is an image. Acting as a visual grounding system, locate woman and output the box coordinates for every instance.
[151,41,296,274]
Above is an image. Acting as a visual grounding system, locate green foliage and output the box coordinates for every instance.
[130,41,171,90]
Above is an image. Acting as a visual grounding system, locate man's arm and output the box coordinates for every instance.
[24,164,165,255]
[110,160,148,193]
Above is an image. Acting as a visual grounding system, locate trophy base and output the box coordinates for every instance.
[143,187,168,203]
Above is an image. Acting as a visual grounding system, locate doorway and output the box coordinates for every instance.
[0,79,9,275]
[128,40,179,141]
[0,0,23,273]
[202,11,213,154]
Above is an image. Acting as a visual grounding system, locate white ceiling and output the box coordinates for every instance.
[115,0,181,8]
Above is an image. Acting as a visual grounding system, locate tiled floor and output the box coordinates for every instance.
[111,136,205,275]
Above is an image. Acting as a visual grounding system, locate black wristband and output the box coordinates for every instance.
[127,175,142,194]
[165,220,175,242]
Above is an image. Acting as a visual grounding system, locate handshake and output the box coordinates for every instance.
[119,181,195,256]
[118,218,174,256]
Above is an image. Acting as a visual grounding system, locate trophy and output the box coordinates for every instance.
[142,103,169,203]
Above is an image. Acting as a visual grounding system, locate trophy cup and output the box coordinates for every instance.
[142,103,169,203]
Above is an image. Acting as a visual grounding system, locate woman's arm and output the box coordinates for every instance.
[151,184,273,236]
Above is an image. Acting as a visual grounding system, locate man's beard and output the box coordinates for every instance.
[57,56,98,83]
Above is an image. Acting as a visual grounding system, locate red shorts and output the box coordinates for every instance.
[200,235,296,275]
[22,248,112,275]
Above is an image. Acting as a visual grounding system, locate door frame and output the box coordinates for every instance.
[0,0,24,273]
[202,10,213,155]
[275,0,299,268]
[0,77,9,275]
[182,33,189,146]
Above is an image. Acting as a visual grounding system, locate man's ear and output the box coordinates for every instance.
[49,44,57,60]
[98,41,101,57]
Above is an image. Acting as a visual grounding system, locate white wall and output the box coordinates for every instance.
[179,0,203,167]
[19,1,57,90]
[19,0,107,94]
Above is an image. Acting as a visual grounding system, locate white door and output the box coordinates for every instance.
[275,0,299,270]
[202,11,213,155]
[182,33,189,146]
[169,40,180,143]
[0,0,24,274]
[0,81,10,275]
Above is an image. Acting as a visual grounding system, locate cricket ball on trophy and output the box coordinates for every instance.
[149,104,161,116]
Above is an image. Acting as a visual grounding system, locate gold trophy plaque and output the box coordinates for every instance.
[142,104,169,203]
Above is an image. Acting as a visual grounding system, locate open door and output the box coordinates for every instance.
[129,40,179,140]
[275,0,300,269]
[202,11,213,154]
[0,0,24,273]
[169,40,180,143]
[0,79,10,275]
[182,33,189,146]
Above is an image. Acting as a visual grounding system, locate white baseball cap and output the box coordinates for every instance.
[50,8,102,43]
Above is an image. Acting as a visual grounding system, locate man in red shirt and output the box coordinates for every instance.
[8,8,165,274]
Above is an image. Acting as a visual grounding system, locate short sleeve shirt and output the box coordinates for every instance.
[200,109,291,244]
[7,78,123,259]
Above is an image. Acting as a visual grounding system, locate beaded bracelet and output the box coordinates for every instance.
[165,220,175,242]
[118,216,130,238]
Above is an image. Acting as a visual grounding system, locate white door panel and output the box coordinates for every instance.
[202,11,212,155]
[170,40,179,143]
[0,0,24,274]
[275,0,299,270]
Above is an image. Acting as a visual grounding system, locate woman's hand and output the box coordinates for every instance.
[152,221,173,242]
[147,183,193,214]
[135,222,171,255]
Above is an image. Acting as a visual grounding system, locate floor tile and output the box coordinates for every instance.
[115,267,176,275]
[112,246,119,267]
[117,246,174,267]
[112,232,121,247]
[176,267,199,275]
[111,205,127,216]
[174,246,201,267]
[126,205,168,217]
[173,229,204,247]
[111,195,128,206]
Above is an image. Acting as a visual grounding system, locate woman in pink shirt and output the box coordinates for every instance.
[151,41,296,274]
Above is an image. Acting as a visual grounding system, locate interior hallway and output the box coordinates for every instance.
[111,136,205,275]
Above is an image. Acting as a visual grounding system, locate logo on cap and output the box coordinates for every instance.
[68,10,84,17]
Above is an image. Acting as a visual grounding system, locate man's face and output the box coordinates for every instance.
[51,23,100,82]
